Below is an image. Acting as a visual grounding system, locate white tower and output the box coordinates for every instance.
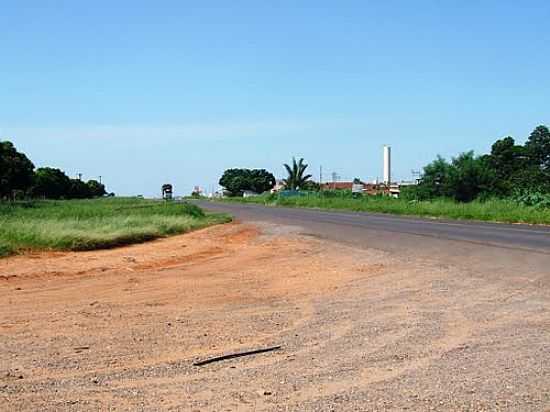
[383,145,391,185]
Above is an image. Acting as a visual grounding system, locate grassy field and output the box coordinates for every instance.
[220,192,550,225]
[0,198,231,257]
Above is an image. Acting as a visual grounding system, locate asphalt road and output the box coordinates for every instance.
[195,200,550,277]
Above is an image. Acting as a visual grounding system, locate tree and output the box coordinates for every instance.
[31,167,71,199]
[489,137,526,177]
[283,157,312,190]
[446,151,495,202]
[417,152,495,202]
[219,169,248,196]
[219,168,276,196]
[487,137,524,194]
[68,179,91,199]
[401,124,550,202]
[0,141,35,199]
[525,125,550,171]
[416,155,451,199]
[485,136,533,196]
[248,169,276,194]
[87,180,106,198]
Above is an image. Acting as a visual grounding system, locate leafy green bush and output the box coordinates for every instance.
[512,191,550,209]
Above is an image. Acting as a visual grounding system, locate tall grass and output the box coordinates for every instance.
[0,198,230,257]
[221,191,550,225]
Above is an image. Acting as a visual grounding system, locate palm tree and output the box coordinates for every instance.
[283,157,312,190]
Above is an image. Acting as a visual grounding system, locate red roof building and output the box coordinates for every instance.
[320,181,389,195]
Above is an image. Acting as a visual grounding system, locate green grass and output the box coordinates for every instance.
[0,198,231,257]
[220,192,550,225]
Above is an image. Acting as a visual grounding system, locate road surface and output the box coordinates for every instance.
[196,200,550,276]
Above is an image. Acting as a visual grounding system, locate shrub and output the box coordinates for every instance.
[512,191,550,209]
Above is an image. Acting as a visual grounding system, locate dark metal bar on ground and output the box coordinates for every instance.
[193,345,282,367]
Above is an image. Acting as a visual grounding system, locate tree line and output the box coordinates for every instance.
[220,126,550,203]
[407,125,550,202]
[218,158,317,196]
[0,140,109,200]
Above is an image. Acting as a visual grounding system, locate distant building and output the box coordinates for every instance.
[320,182,356,191]
[271,180,285,193]
[319,180,417,198]
[191,186,204,197]
[320,181,386,195]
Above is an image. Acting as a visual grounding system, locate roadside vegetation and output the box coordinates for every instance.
[217,125,550,224]
[0,198,230,257]
[222,191,550,225]
[1,140,109,201]
[407,125,550,203]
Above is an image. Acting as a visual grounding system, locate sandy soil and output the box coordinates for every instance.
[0,222,549,411]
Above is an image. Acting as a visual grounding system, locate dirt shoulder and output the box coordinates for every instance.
[1,222,549,411]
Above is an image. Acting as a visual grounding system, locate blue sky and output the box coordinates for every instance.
[1,1,549,196]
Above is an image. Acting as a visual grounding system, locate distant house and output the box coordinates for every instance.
[271,180,285,193]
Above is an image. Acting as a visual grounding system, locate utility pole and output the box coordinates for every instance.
[99,176,102,185]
